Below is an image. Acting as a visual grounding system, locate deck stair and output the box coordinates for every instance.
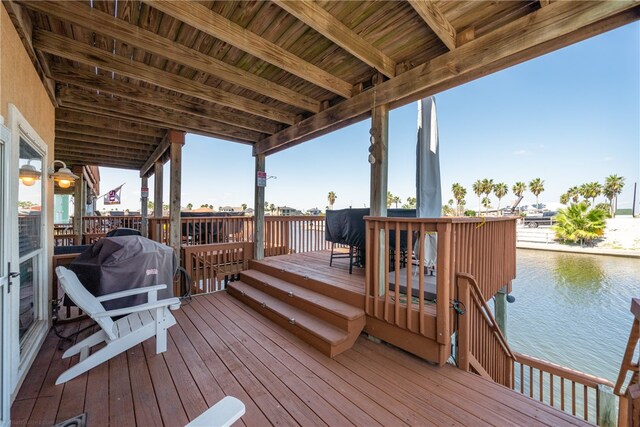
[227,265,365,357]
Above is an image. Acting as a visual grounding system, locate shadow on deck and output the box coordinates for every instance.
[12,291,586,426]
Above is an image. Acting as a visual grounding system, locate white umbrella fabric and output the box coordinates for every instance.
[415,96,442,268]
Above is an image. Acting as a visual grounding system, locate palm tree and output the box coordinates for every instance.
[264,201,269,210]
[404,196,417,209]
[451,183,467,216]
[603,174,625,217]
[472,180,483,213]
[493,182,508,213]
[186,203,193,210]
[559,193,570,205]
[481,178,493,213]
[529,178,545,210]
[269,203,276,214]
[327,191,337,210]
[241,203,247,211]
[481,196,492,210]
[386,191,394,208]
[512,182,526,198]
[567,186,580,203]
[392,195,401,208]
[553,203,606,247]
[581,182,602,206]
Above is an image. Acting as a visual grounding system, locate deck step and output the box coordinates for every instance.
[240,269,364,331]
[249,259,364,308]
[227,280,363,357]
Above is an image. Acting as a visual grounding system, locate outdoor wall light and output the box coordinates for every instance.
[49,160,79,189]
[19,161,41,186]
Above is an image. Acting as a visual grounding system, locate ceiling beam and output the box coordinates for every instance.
[57,87,264,144]
[56,139,152,158]
[59,102,255,147]
[56,131,157,149]
[140,133,171,178]
[54,152,143,170]
[51,64,280,135]
[254,1,639,155]
[143,0,353,98]
[56,123,161,146]
[33,30,297,125]
[55,110,166,138]
[407,0,457,51]
[20,0,320,113]
[272,0,396,78]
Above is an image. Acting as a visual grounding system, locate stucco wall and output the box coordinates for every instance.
[1,6,55,143]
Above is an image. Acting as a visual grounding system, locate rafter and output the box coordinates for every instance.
[59,102,257,147]
[33,30,297,125]
[407,0,457,51]
[143,0,353,98]
[55,110,166,138]
[255,1,639,155]
[55,140,152,158]
[140,133,171,178]
[51,65,280,135]
[57,87,264,144]
[54,153,142,170]
[56,123,161,146]
[56,131,157,149]
[272,0,396,78]
[20,0,320,113]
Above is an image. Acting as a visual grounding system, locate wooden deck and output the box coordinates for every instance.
[12,291,587,426]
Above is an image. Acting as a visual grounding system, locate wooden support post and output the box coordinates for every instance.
[73,168,84,244]
[597,384,617,427]
[495,285,508,339]
[153,159,163,240]
[369,96,389,296]
[141,176,149,237]
[254,154,266,260]
[168,130,184,259]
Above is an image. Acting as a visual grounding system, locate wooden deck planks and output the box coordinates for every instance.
[12,291,589,427]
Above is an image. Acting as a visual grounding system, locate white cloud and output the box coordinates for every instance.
[512,149,531,156]
[603,156,614,161]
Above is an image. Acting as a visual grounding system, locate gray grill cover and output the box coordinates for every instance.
[70,236,176,310]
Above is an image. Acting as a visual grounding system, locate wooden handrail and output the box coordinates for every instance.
[456,273,515,387]
[513,351,616,425]
[614,298,640,426]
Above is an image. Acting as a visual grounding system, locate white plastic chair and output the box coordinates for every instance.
[185,396,246,427]
[54,266,181,385]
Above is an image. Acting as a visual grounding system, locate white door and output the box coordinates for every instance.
[7,105,49,402]
[0,118,11,427]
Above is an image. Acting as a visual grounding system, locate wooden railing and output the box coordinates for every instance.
[149,215,330,254]
[615,298,640,426]
[514,352,616,425]
[83,215,142,242]
[363,216,517,365]
[181,242,254,296]
[53,223,78,246]
[457,273,516,387]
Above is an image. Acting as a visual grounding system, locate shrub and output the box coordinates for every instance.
[464,210,476,217]
[594,203,612,218]
[553,203,606,246]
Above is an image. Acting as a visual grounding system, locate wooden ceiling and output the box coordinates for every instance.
[5,1,639,174]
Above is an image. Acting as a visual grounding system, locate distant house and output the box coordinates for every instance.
[306,207,322,216]
[276,206,301,216]
[244,208,254,216]
[219,206,244,213]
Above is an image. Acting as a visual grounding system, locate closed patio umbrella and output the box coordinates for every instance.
[415,96,442,268]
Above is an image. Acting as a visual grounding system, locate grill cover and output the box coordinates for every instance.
[69,236,176,310]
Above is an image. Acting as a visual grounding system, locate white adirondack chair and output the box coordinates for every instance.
[186,396,246,427]
[54,266,181,385]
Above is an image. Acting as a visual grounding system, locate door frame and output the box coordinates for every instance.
[0,116,11,427]
[7,104,49,399]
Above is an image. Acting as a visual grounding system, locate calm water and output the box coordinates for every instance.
[508,249,639,382]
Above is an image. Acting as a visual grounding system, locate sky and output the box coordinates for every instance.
[96,22,639,213]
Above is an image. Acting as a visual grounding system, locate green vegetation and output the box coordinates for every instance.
[451,183,467,215]
[493,182,508,210]
[528,178,545,209]
[403,196,417,209]
[327,191,337,210]
[553,203,606,246]
[603,174,625,217]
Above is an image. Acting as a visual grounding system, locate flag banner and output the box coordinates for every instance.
[104,186,122,205]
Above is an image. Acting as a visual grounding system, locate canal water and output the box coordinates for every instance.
[508,249,639,382]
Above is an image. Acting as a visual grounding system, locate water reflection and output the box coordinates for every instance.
[552,254,607,304]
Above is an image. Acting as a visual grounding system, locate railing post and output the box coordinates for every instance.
[253,154,265,260]
[597,384,617,427]
[457,275,470,372]
[436,222,451,364]
[495,286,508,339]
